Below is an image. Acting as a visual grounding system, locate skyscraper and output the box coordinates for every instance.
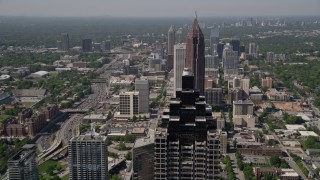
[185,17,205,95]
[82,39,93,52]
[8,144,38,180]
[173,43,186,94]
[133,138,154,180]
[210,26,220,54]
[248,43,259,59]
[135,78,149,113]
[167,25,176,71]
[61,33,70,51]
[229,39,241,56]
[222,43,239,76]
[69,134,108,180]
[205,54,219,69]
[154,68,221,180]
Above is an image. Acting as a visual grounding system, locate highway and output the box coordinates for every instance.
[37,54,123,163]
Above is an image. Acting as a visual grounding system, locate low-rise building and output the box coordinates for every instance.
[131,128,146,137]
[236,142,282,156]
[299,131,319,140]
[13,89,48,103]
[254,167,299,180]
[266,88,290,101]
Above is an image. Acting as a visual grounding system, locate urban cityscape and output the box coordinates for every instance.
[1,1,320,180]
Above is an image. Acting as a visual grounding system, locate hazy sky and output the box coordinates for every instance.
[0,0,320,17]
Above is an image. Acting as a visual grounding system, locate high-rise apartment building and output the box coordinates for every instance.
[154,68,221,180]
[135,78,149,113]
[185,17,205,95]
[248,43,259,59]
[167,25,176,71]
[8,144,38,180]
[61,33,70,51]
[82,39,93,52]
[173,43,186,94]
[69,134,108,180]
[119,91,139,117]
[261,77,273,89]
[223,44,239,76]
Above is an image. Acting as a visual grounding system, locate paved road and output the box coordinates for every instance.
[284,157,308,180]
[229,153,245,180]
[266,124,308,179]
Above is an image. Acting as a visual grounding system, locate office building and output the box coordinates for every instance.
[133,138,154,180]
[205,54,219,69]
[102,40,111,51]
[173,43,186,93]
[229,39,241,56]
[135,78,149,113]
[154,69,221,180]
[205,68,219,79]
[261,77,273,89]
[248,43,259,59]
[69,134,108,180]
[93,43,102,52]
[227,88,244,105]
[167,25,176,71]
[233,100,256,129]
[185,17,205,95]
[205,88,223,107]
[82,39,93,52]
[57,40,62,51]
[8,144,38,180]
[266,52,275,62]
[120,92,139,117]
[223,44,239,76]
[240,78,250,98]
[217,43,225,59]
[149,59,166,72]
[210,26,219,54]
[233,100,254,116]
[61,33,70,51]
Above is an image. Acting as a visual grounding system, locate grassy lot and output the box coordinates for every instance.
[61,174,69,180]
[38,160,68,179]
[0,114,13,123]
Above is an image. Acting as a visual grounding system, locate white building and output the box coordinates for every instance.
[173,43,186,95]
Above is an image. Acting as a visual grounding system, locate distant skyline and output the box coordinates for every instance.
[1,0,320,17]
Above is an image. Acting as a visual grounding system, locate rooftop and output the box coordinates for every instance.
[134,137,153,148]
[13,89,47,97]
[70,134,107,142]
[299,131,318,137]
[285,124,306,131]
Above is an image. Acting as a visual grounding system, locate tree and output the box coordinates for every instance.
[125,152,132,160]
[132,115,137,122]
[116,142,127,151]
[270,155,281,167]
[111,175,121,180]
